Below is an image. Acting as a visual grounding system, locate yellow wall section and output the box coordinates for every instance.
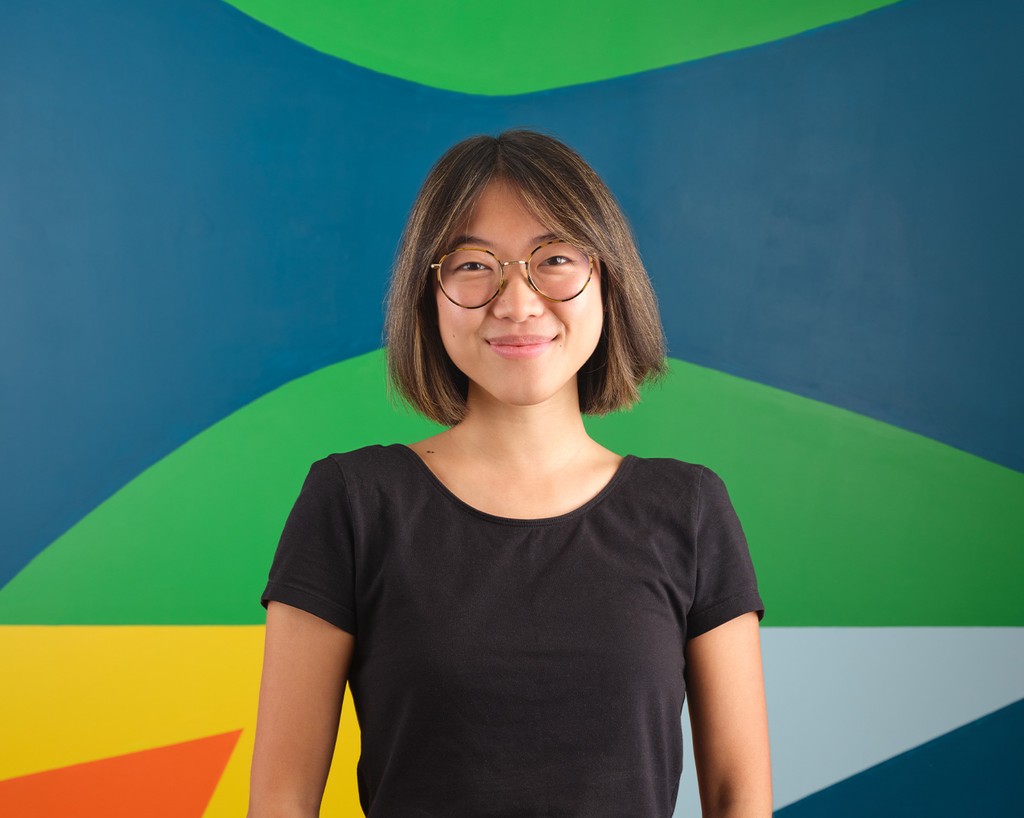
[0,627,363,816]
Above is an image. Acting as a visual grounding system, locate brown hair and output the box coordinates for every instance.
[385,129,666,426]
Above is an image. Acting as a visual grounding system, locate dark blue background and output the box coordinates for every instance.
[2,0,1021,585]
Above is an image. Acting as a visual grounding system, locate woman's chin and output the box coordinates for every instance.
[467,379,578,413]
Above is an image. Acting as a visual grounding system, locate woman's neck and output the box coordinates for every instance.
[446,386,597,475]
[407,383,623,519]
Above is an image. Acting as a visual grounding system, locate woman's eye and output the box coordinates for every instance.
[541,256,570,266]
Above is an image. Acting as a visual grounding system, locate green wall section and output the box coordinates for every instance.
[221,0,904,95]
[0,349,1020,625]
[586,366,1024,627]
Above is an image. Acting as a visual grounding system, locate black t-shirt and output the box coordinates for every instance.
[261,444,764,818]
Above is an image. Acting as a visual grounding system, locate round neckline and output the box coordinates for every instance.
[391,443,636,527]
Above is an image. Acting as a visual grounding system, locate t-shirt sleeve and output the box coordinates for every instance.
[687,467,764,639]
[260,457,357,634]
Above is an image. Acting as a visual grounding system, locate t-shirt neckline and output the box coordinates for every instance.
[390,443,636,527]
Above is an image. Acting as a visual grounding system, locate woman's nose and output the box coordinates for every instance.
[491,261,543,319]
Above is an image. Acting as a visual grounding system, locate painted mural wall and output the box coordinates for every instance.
[1,0,1021,814]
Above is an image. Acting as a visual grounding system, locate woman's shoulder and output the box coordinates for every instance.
[295,445,423,518]
[310,444,417,485]
[621,455,740,509]
[626,454,709,486]
[317,443,407,468]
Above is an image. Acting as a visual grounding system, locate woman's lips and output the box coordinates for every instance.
[486,335,555,359]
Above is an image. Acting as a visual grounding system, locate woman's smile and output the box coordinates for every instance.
[485,334,557,359]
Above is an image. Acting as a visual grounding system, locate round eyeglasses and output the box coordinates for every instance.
[430,239,594,309]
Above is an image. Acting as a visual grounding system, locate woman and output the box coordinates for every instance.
[249,130,771,817]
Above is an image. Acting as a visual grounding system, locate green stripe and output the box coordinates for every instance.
[587,362,1023,626]
[1,349,1019,625]
[222,0,903,95]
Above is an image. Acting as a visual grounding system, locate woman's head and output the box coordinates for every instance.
[386,129,666,426]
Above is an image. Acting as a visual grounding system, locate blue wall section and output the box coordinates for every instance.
[2,0,1022,586]
[775,699,1024,817]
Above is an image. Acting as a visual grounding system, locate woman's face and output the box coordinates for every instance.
[435,179,604,415]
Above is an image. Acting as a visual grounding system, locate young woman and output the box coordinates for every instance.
[249,130,771,817]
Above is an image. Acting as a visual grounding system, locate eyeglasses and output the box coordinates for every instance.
[430,239,594,309]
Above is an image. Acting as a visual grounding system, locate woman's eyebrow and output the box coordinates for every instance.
[448,234,486,248]
[448,233,560,249]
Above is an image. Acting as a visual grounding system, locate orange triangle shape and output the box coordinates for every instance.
[0,730,241,818]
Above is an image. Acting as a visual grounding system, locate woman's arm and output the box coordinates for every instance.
[685,611,772,818]
[248,601,356,818]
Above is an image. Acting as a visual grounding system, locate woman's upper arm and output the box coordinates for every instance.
[685,611,772,818]
[248,601,356,818]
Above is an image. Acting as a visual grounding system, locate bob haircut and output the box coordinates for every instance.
[386,129,666,427]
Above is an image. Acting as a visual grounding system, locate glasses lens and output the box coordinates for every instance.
[439,249,502,307]
[529,242,592,300]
